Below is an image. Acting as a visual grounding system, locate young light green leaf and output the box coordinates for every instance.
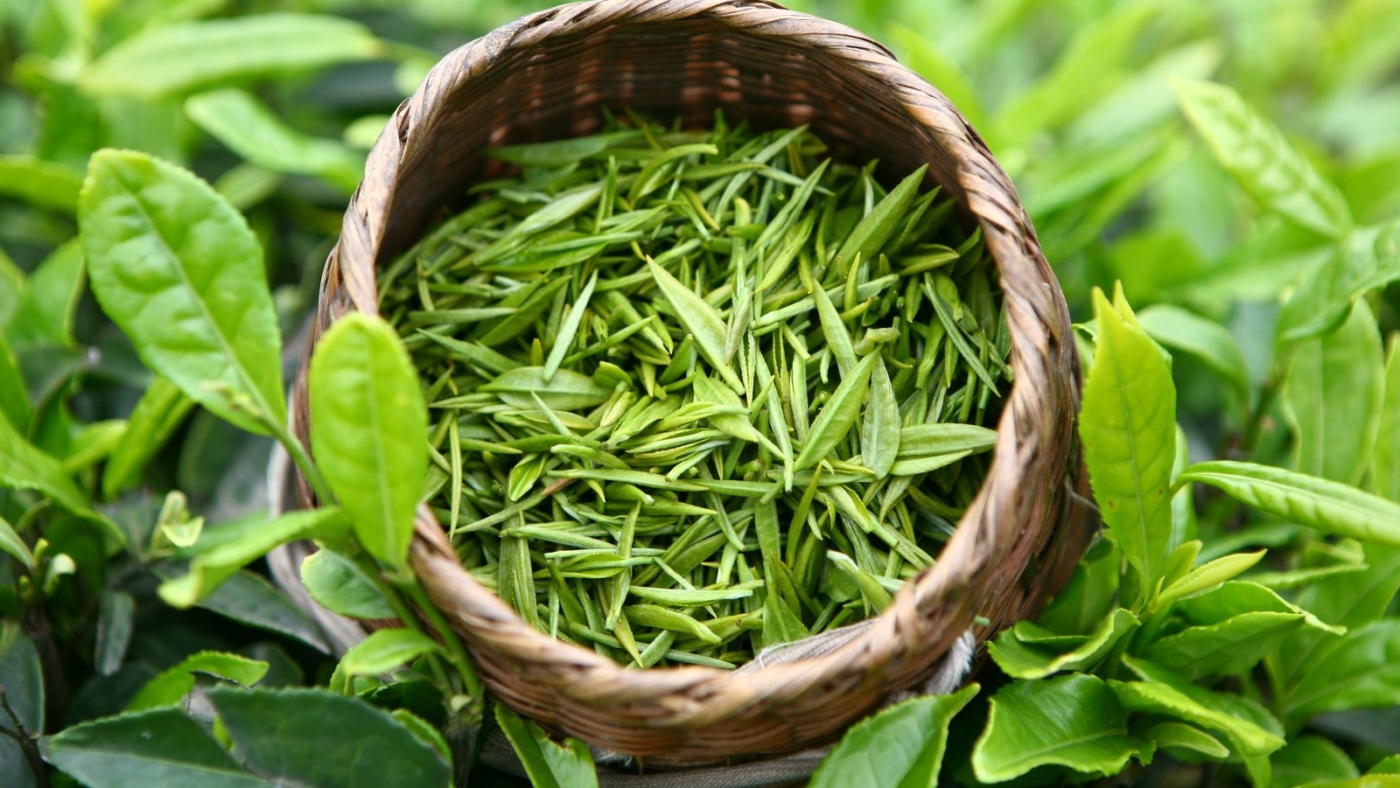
[0,516,33,570]
[1141,722,1229,760]
[185,89,363,192]
[1271,736,1359,788]
[1282,300,1385,487]
[80,149,287,436]
[310,313,428,568]
[338,629,441,677]
[1376,335,1400,503]
[47,708,273,788]
[1112,656,1285,757]
[860,357,899,477]
[300,548,394,620]
[810,684,978,788]
[206,686,451,787]
[0,156,83,213]
[1151,549,1266,613]
[159,507,349,607]
[1079,287,1176,602]
[988,608,1138,679]
[1176,79,1352,238]
[1176,461,1400,546]
[495,704,599,788]
[1280,620,1400,721]
[103,376,196,498]
[972,674,1142,782]
[81,14,385,99]
[647,259,744,393]
[127,651,268,711]
[1278,220,1400,341]
[795,353,878,470]
[834,165,929,268]
[1137,304,1250,407]
[0,409,103,523]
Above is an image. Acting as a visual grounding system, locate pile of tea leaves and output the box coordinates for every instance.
[379,114,1011,669]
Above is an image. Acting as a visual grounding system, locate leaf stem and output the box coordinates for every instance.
[268,419,337,507]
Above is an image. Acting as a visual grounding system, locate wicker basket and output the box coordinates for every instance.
[292,0,1092,766]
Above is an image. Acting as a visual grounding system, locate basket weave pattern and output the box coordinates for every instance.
[293,0,1093,764]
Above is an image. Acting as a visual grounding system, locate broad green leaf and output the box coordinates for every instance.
[1376,336,1400,502]
[158,507,349,607]
[6,240,84,350]
[0,409,102,522]
[300,548,394,619]
[1112,656,1285,757]
[197,570,330,654]
[185,89,363,192]
[309,313,428,568]
[206,685,451,787]
[1279,544,1400,688]
[1278,221,1400,341]
[1175,79,1352,238]
[1138,304,1250,407]
[1280,620,1400,721]
[103,376,196,498]
[1282,301,1385,486]
[127,651,268,711]
[1175,581,1340,635]
[0,155,83,213]
[810,684,978,788]
[1140,722,1228,760]
[47,707,272,788]
[972,674,1141,782]
[1271,736,1359,788]
[1146,611,1305,680]
[495,704,599,788]
[988,608,1138,679]
[81,14,384,99]
[338,629,441,677]
[80,149,287,436]
[1079,287,1176,601]
[1176,461,1400,546]
[1037,538,1120,635]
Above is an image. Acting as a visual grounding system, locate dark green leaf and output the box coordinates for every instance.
[495,704,599,788]
[197,570,330,654]
[80,149,287,435]
[1281,620,1400,721]
[47,707,272,788]
[310,313,427,567]
[1270,736,1359,788]
[80,14,384,99]
[1079,287,1176,601]
[810,685,978,788]
[95,590,135,675]
[972,674,1142,782]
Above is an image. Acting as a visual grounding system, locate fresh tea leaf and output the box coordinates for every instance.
[80,149,287,436]
[185,89,363,192]
[1145,610,1307,680]
[0,516,34,570]
[1282,300,1385,486]
[338,629,441,677]
[47,707,272,788]
[0,409,102,522]
[1151,549,1267,612]
[310,313,428,567]
[127,651,268,711]
[972,674,1141,782]
[810,685,978,788]
[988,608,1138,679]
[1141,722,1229,761]
[1176,79,1352,238]
[1079,287,1176,602]
[81,14,384,99]
[1176,461,1400,546]
[0,155,83,213]
[495,704,599,788]
[300,548,394,619]
[196,570,330,654]
[1112,656,1285,757]
[1137,304,1250,408]
[206,685,452,787]
[6,239,84,350]
[1280,620,1400,721]
[103,376,196,498]
[1271,736,1359,788]
[1376,335,1400,502]
[1278,220,1400,341]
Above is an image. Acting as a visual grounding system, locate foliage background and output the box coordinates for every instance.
[3,0,1400,785]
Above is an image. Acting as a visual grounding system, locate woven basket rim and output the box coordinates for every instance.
[294,0,1088,761]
